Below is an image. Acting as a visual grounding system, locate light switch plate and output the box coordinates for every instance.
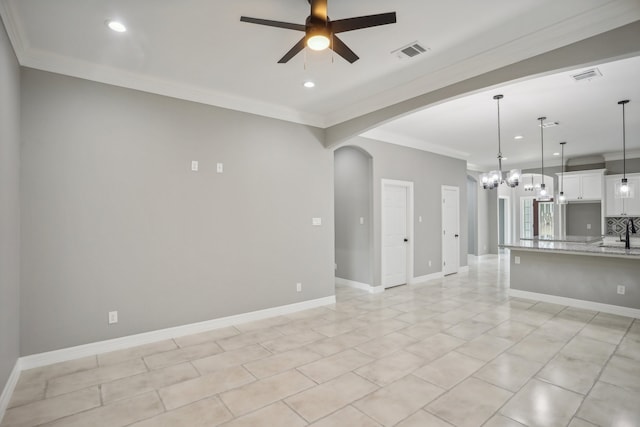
[191,161,198,171]
[312,218,322,226]
[515,256,521,264]
[216,163,223,173]
[108,311,118,324]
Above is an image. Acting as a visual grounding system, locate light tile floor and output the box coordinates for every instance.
[3,255,640,426]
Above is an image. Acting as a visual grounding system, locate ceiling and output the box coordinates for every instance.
[364,55,640,170]
[1,0,640,169]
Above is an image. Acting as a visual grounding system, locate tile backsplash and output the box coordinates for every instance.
[606,217,640,235]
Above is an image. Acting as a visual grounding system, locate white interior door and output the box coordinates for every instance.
[442,186,460,275]
[382,181,412,288]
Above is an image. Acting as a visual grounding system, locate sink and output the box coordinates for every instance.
[598,235,640,249]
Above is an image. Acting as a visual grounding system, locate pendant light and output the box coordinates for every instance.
[537,116,551,201]
[524,174,535,191]
[481,95,520,189]
[615,100,634,198]
[557,142,567,205]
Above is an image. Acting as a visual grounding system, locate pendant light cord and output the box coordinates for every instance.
[621,101,627,180]
[495,95,504,178]
[538,117,546,189]
[560,142,566,193]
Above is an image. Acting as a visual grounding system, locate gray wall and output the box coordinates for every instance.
[566,203,602,237]
[511,250,640,309]
[20,69,335,355]
[468,171,496,255]
[346,137,468,286]
[0,16,20,393]
[334,147,373,285]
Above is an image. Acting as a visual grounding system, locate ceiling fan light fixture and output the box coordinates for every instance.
[306,31,330,51]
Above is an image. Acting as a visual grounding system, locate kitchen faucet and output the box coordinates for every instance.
[620,217,637,250]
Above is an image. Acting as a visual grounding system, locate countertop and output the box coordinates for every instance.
[501,238,640,258]
[520,235,603,244]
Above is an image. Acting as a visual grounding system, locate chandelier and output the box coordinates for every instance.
[480,95,520,189]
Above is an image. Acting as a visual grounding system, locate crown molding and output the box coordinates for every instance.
[361,129,470,160]
[602,149,640,162]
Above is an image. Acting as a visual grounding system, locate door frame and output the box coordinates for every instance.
[520,196,535,239]
[441,185,460,275]
[381,179,414,288]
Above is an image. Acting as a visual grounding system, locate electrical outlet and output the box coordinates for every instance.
[217,163,223,173]
[515,256,521,265]
[587,224,592,230]
[428,260,432,267]
[296,282,302,292]
[617,285,626,295]
[191,160,198,171]
[419,216,423,223]
[359,217,364,225]
[108,311,118,324]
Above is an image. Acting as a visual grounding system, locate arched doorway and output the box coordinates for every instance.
[333,146,374,290]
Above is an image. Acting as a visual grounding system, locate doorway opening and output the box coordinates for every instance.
[334,146,374,290]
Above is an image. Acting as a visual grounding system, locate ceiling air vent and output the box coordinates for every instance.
[571,68,602,82]
[392,41,430,60]
[539,121,560,129]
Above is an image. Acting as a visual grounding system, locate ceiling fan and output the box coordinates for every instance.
[240,0,397,64]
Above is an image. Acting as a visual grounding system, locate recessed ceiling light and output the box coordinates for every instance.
[106,20,127,32]
[303,81,315,88]
[553,152,560,156]
[514,135,524,140]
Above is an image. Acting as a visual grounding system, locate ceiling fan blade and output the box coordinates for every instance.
[331,12,397,33]
[310,0,328,21]
[331,35,359,63]
[240,16,305,32]
[278,37,307,63]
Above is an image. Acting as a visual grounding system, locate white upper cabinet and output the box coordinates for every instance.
[605,174,640,216]
[557,170,605,201]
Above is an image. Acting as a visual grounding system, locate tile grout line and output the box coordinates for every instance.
[570,316,636,424]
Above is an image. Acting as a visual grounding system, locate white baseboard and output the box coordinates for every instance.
[19,295,336,371]
[409,272,444,284]
[335,277,383,294]
[0,359,21,422]
[509,289,640,319]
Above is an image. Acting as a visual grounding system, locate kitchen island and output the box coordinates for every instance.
[502,236,640,318]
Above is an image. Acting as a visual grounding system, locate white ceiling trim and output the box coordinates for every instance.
[362,128,470,160]
[17,48,328,128]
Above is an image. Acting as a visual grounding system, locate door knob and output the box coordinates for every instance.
[404,238,408,242]
[454,234,459,238]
